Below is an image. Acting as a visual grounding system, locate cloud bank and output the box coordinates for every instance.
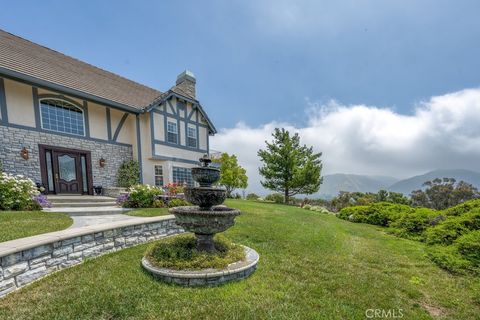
[210,88,480,194]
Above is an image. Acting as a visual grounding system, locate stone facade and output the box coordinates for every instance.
[0,217,183,298]
[0,124,133,188]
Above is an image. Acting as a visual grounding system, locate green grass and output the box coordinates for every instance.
[0,211,72,242]
[0,200,479,319]
[146,234,245,270]
[125,207,171,217]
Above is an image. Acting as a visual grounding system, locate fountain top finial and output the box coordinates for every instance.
[199,154,212,167]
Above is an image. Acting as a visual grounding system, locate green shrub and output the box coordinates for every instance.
[310,206,330,214]
[0,172,41,210]
[117,160,140,188]
[425,209,480,245]
[443,199,480,216]
[168,198,190,208]
[120,184,163,208]
[455,230,480,264]
[338,202,414,226]
[303,204,312,210]
[265,193,285,204]
[427,245,476,274]
[145,234,245,270]
[388,208,441,240]
[246,193,259,200]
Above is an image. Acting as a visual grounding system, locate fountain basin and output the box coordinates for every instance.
[142,245,259,286]
[169,206,241,235]
[184,187,226,210]
[191,167,220,187]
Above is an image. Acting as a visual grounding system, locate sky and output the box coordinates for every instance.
[1,1,480,193]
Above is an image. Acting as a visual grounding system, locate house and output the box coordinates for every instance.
[0,29,217,195]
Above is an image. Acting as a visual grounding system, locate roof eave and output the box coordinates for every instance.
[0,67,142,114]
[144,90,217,134]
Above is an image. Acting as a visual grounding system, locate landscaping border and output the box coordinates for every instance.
[0,215,183,298]
[141,245,259,286]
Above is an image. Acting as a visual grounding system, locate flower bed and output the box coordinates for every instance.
[0,172,50,210]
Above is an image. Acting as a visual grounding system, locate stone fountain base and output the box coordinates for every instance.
[142,245,259,286]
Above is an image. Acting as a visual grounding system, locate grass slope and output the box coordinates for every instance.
[126,208,170,217]
[0,211,72,242]
[0,200,479,319]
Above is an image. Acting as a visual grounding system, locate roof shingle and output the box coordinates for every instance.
[0,29,162,110]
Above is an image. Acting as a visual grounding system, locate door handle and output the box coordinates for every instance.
[55,173,59,182]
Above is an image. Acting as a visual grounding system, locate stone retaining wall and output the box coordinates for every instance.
[0,216,183,298]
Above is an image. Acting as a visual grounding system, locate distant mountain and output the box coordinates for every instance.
[388,169,480,195]
[317,174,399,198]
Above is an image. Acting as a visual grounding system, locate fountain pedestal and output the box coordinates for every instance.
[142,155,258,286]
[169,155,241,253]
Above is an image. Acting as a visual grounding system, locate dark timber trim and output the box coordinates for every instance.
[106,108,112,140]
[0,121,132,147]
[0,68,141,114]
[136,115,143,183]
[113,112,129,141]
[0,78,8,123]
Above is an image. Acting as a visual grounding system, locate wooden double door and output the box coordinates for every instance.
[39,145,93,195]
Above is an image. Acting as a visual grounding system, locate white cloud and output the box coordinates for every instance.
[210,88,480,194]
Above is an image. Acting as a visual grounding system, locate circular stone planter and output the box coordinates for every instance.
[142,246,259,286]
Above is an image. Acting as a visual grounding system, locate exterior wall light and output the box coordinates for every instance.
[20,147,29,160]
[99,157,106,168]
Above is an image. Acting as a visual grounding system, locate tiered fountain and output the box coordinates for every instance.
[142,155,259,286]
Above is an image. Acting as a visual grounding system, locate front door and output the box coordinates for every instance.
[39,145,93,195]
[53,151,82,194]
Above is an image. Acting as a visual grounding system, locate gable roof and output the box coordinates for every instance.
[0,29,162,111]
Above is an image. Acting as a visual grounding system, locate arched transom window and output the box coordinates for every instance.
[40,99,85,136]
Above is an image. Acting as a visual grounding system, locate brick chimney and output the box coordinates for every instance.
[175,70,196,99]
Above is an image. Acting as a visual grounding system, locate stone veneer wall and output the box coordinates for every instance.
[0,124,133,188]
[0,217,183,298]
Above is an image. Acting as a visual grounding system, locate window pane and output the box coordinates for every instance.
[154,165,163,187]
[45,151,54,192]
[172,166,193,187]
[40,99,85,136]
[167,121,178,144]
[81,156,88,193]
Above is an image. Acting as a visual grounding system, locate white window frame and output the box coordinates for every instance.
[167,120,178,144]
[154,165,164,187]
[39,98,86,137]
[187,126,197,148]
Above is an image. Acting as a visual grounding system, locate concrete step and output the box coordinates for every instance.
[44,206,131,216]
[47,196,116,204]
[50,201,118,208]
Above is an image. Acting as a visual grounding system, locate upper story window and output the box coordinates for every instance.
[167,121,178,144]
[40,99,85,136]
[187,126,197,148]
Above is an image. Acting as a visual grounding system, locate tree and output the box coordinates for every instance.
[410,178,479,210]
[212,153,248,198]
[257,128,323,204]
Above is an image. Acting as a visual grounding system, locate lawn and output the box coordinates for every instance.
[0,200,479,319]
[0,211,72,243]
[125,207,170,217]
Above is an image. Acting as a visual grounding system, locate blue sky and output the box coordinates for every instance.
[2,1,480,193]
[1,1,479,129]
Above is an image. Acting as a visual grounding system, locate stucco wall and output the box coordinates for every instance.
[4,79,35,127]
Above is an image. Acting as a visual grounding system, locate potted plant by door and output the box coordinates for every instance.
[93,185,103,195]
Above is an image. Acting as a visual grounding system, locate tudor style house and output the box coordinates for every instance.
[0,29,216,195]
